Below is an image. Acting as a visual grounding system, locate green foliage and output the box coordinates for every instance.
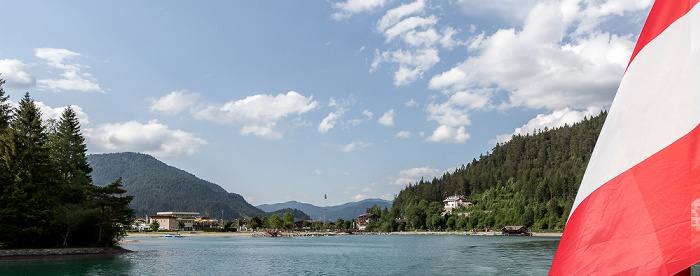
[282,212,295,224]
[150,220,160,232]
[88,152,299,220]
[0,88,133,248]
[392,112,607,231]
[269,214,283,229]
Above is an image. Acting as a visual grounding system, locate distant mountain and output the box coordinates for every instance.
[88,152,309,220]
[257,199,393,221]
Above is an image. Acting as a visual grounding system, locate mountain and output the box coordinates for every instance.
[88,152,272,219]
[257,198,393,221]
[392,111,608,230]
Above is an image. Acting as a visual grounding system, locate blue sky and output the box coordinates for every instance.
[0,0,652,206]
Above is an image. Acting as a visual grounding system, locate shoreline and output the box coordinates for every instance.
[0,246,132,258]
[125,231,562,238]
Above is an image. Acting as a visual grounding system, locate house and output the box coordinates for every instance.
[149,215,179,230]
[133,216,149,231]
[294,220,313,230]
[442,195,472,215]
[356,213,380,230]
[157,211,199,231]
[193,217,219,231]
[501,226,531,236]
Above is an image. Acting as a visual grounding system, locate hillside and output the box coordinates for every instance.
[88,152,302,219]
[393,111,607,230]
[257,198,392,221]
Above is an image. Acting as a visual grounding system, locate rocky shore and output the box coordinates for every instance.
[0,246,132,258]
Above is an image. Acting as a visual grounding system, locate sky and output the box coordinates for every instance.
[0,0,653,206]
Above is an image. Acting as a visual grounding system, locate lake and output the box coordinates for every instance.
[0,235,562,275]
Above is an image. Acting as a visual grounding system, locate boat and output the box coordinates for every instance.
[163,234,183,237]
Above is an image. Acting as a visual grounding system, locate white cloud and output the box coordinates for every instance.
[389,166,443,186]
[426,125,470,143]
[384,15,438,43]
[491,107,602,145]
[193,91,318,139]
[340,141,371,152]
[319,110,344,133]
[429,0,650,110]
[395,130,411,138]
[373,48,440,86]
[426,100,470,127]
[85,120,207,158]
[36,102,90,125]
[246,197,256,204]
[332,0,389,20]
[34,48,103,93]
[362,109,373,119]
[0,59,36,88]
[316,169,324,175]
[378,109,395,126]
[376,0,426,33]
[149,90,201,115]
[405,99,418,107]
[354,194,368,201]
[368,0,465,87]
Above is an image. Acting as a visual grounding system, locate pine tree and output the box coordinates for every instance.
[51,107,92,204]
[0,78,11,130]
[87,178,134,246]
[0,93,59,247]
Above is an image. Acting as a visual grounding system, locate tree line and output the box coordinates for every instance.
[0,79,134,248]
[388,112,607,231]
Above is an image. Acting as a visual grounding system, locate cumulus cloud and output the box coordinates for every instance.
[84,119,207,158]
[378,109,395,126]
[35,102,90,125]
[429,1,649,110]
[332,0,389,20]
[149,90,201,115]
[372,48,441,86]
[491,107,602,145]
[395,130,411,138]
[319,96,371,132]
[426,125,470,143]
[405,99,418,107]
[340,141,371,152]
[193,91,318,139]
[389,166,443,186]
[0,59,36,88]
[354,194,368,201]
[369,0,464,87]
[418,0,650,145]
[34,48,104,93]
[319,109,344,133]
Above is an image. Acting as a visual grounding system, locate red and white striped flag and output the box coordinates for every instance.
[551,0,700,275]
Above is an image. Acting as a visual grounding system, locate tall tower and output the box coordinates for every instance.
[324,194,327,225]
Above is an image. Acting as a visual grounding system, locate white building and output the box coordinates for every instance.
[443,195,472,215]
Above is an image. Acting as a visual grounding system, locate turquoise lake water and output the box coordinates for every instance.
[0,235,562,275]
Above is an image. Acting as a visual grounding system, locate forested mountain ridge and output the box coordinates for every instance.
[257,198,392,221]
[392,111,607,230]
[88,152,268,219]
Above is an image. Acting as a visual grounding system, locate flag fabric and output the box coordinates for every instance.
[550,0,700,275]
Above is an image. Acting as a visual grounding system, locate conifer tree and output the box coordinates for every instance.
[87,177,135,246]
[51,107,92,204]
[0,92,57,247]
